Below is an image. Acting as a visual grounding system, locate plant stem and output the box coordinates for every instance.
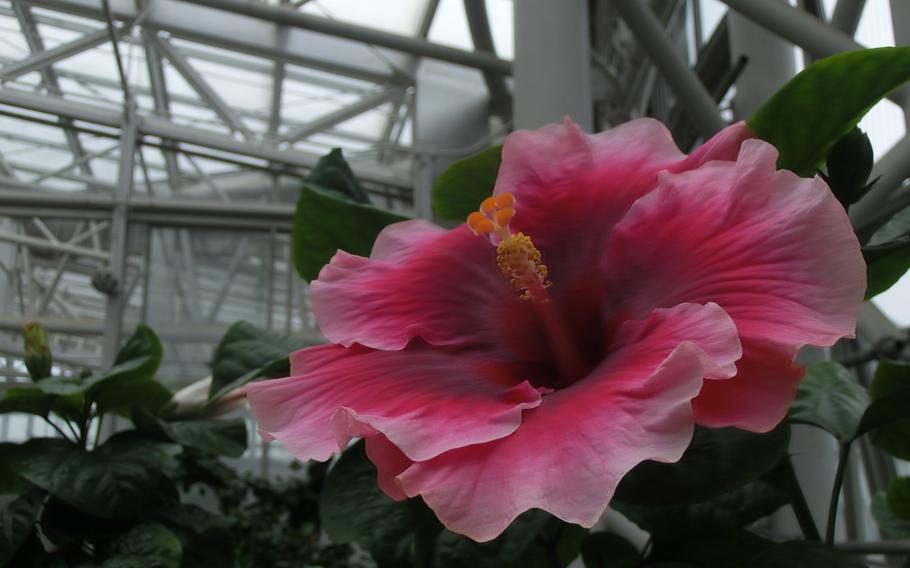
[826,442,852,545]
[780,458,822,541]
[93,415,104,450]
[42,417,74,442]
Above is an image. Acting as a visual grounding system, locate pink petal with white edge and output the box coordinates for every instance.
[492,119,753,300]
[246,342,541,463]
[693,340,805,432]
[310,219,533,354]
[397,302,741,542]
[603,138,864,353]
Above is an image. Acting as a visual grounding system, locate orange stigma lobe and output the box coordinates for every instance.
[465,193,551,301]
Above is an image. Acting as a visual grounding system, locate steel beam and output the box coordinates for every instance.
[463,0,512,117]
[849,134,910,240]
[27,0,404,84]
[282,86,405,143]
[1,27,113,81]
[720,0,906,106]
[150,35,254,140]
[830,0,865,34]
[180,0,511,75]
[11,1,95,180]
[100,99,138,368]
[613,0,726,138]
[0,87,411,189]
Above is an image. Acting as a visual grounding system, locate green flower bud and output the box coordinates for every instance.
[23,322,52,381]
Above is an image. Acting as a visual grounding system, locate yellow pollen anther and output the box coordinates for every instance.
[496,233,551,302]
[467,193,550,301]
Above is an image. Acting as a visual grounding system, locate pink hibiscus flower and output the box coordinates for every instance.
[247,118,865,542]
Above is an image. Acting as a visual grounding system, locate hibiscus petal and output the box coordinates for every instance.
[310,219,533,353]
[692,340,804,432]
[493,119,753,303]
[397,302,740,542]
[247,343,542,462]
[603,138,864,352]
[365,434,413,501]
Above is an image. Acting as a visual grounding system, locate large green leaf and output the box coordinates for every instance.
[871,492,910,538]
[0,487,43,566]
[97,521,183,568]
[208,321,306,401]
[858,359,910,458]
[789,361,869,442]
[135,407,247,457]
[745,541,866,567]
[292,148,408,282]
[0,443,25,494]
[748,47,910,176]
[8,433,179,519]
[0,388,57,418]
[35,325,163,409]
[293,184,409,283]
[614,479,788,540]
[319,441,414,567]
[869,204,910,244]
[615,423,790,505]
[863,233,910,299]
[432,145,503,221]
[579,533,640,568]
[305,147,371,204]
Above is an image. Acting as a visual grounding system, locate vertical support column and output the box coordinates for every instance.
[414,60,490,220]
[513,0,592,130]
[891,0,910,129]
[101,100,138,368]
[728,0,796,121]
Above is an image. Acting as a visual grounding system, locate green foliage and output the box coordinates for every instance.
[175,451,352,568]
[650,530,775,568]
[579,533,640,568]
[292,148,408,282]
[207,320,306,402]
[614,479,788,540]
[859,359,910,458]
[748,46,910,176]
[745,541,867,567]
[872,492,910,538]
[35,325,163,410]
[789,361,870,442]
[864,205,910,298]
[821,127,876,208]
[134,407,247,458]
[433,510,551,568]
[886,477,910,520]
[432,145,503,221]
[863,232,910,299]
[319,441,415,566]
[0,388,58,418]
[96,522,183,568]
[0,487,44,566]
[615,423,790,505]
[7,433,180,520]
[305,147,371,204]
